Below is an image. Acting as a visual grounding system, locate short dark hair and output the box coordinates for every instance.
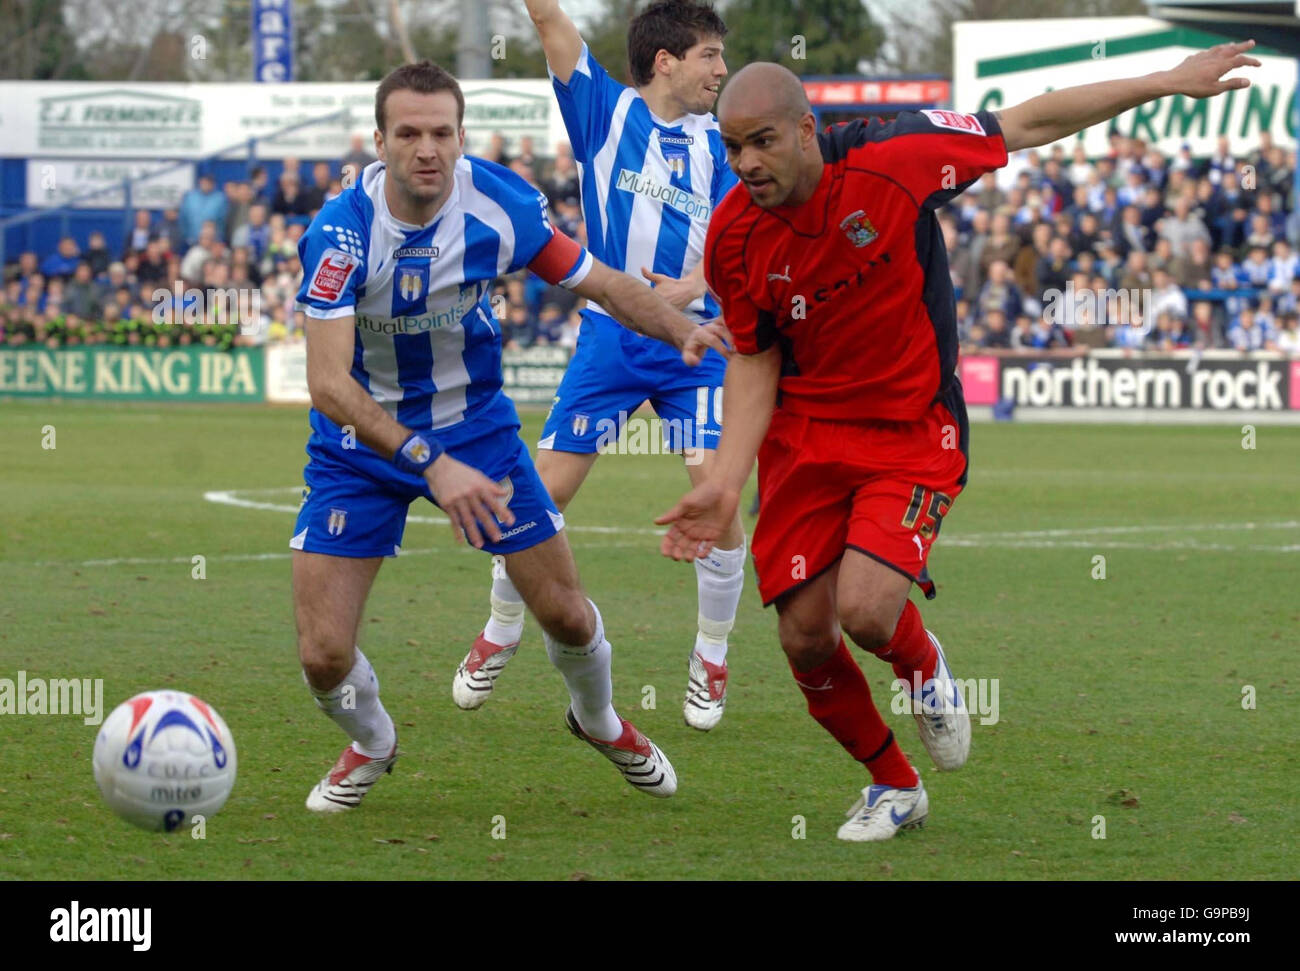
[375,60,465,134]
[627,1,726,88]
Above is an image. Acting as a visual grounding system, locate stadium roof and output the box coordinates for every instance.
[1145,0,1300,55]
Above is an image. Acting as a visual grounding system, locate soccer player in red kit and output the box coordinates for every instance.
[658,47,1259,841]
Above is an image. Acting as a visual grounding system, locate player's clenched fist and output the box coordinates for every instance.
[425,454,515,549]
[655,480,741,562]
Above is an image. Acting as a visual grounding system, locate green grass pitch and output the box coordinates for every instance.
[0,400,1295,879]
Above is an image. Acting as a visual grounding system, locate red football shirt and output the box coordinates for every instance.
[706,109,1007,422]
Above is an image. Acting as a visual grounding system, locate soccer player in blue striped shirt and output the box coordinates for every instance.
[457,1,747,732]
[292,61,728,811]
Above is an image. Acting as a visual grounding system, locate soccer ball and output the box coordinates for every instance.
[92,690,237,832]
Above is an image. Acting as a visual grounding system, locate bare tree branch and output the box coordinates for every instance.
[388,0,418,62]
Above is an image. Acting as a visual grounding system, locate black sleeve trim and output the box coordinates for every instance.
[754,308,778,352]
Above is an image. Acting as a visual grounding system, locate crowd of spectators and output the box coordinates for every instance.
[943,131,1300,354]
[5,126,1300,357]
[1,132,586,351]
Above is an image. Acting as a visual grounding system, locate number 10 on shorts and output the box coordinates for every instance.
[695,386,724,428]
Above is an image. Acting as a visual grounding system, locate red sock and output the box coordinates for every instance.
[870,600,937,689]
[790,639,917,788]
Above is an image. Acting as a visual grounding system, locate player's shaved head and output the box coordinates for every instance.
[716,62,822,209]
[717,62,811,125]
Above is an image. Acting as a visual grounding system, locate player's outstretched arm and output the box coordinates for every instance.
[995,40,1260,152]
[524,0,584,83]
[656,346,780,561]
[304,316,512,548]
[572,260,732,365]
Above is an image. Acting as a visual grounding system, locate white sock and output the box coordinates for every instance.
[543,599,622,742]
[484,554,525,646]
[306,647,396,758]
[693,541,746,666]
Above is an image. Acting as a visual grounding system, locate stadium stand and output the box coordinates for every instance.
[3,129,1299,356]
[1,141,585,352]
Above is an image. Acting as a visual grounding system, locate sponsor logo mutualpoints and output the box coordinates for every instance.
[615,169,711,221]
[357,291,483,335]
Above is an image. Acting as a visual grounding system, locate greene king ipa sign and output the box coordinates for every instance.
[0,347,263,401]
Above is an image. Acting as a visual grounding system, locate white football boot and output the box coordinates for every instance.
[452,633,520,710]
[837,776,929,842]
[305,741,398,812]
[683,651,728,731]
[910,632,971,771]
[565,708,677,797]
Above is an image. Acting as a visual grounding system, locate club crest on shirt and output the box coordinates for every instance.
[572,414,590,437]
[391,257,431,316]
[327,507,348,536]
[398,270,424,303]
[663,148,687,179]
[839,210,878,248]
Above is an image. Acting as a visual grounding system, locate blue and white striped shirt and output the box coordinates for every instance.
[295,157,591,441]
[551,42,737,324]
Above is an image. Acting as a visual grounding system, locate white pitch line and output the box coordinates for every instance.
[27,541,651,570]
[940,538,1300,552]
[202,488,664,535]
[15,491,1297,572]
[951,520,1300,540]
[200,488,1300,554]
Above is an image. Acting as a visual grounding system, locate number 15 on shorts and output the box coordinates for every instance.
[901,485,953,540]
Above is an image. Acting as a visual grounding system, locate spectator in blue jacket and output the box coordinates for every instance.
[40,237,81,281]
[179,174,228,247]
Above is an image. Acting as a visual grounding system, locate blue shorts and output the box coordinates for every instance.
[290,414,564,558]
[539,311,727,454]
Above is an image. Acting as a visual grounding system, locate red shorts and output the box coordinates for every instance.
[751,389,969,607]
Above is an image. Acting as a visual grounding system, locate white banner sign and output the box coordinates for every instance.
[25,159,195,209]
[954,16,1297,156]
[0,80,568,160]
[265,341,311,404]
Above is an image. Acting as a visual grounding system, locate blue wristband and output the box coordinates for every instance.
[392,432,444,477]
